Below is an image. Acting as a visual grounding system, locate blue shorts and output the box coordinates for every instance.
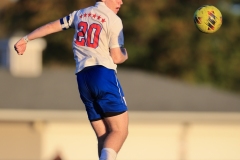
[76,65,128,121]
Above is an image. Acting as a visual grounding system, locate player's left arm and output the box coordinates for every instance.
[109,18,128,64]
[110,47,128,64]
[14,20,62,55]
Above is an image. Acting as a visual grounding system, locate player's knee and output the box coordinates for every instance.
[113,129,128,140]
[97,133,108,143]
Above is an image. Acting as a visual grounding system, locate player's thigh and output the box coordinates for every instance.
[104,111,129,132]
[91,119,108,138]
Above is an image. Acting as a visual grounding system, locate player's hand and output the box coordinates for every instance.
[14,38,27,55]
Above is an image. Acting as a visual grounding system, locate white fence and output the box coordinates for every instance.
[0,110,240,160]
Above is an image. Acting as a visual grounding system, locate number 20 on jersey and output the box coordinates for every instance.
[75,21,102,49]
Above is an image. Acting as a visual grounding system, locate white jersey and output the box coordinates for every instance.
[60,2,124,73]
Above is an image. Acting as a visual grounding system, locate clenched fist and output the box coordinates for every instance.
[14,37,28,55]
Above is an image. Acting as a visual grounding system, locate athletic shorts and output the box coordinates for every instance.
[76,65,128,121]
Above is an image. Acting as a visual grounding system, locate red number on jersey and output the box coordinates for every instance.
[87,23,101,48]
[75,22,102,49]
[75,21,88,46]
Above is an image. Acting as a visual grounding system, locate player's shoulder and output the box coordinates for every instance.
[68,5,94,20]
[96,2,122,20]
[75,5,94,15]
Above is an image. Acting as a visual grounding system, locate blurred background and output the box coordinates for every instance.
[0,0,240,160]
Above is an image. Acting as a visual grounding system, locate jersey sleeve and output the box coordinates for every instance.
[109,18,124,49]
[60,11,76,30]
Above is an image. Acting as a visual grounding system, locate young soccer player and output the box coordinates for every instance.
[14,0,128,160]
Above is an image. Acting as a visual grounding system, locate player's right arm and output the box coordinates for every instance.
[26,20,63,41]
[14,20,62,55]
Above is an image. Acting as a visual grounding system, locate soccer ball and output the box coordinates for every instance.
[194,5,222,33]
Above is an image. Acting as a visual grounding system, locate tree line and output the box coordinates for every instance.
[0,0,240,92]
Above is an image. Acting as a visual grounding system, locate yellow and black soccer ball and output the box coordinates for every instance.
[194,5,222,33]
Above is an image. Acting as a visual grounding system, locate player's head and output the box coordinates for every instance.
[98,0,123,14]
